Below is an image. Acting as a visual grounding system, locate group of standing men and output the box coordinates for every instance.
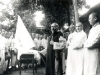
[46,12,100,75]
[0,29,17,73]
[67,12,100,75]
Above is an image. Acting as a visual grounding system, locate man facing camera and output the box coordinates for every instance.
[68,22,87,75]
[46,23,64,75]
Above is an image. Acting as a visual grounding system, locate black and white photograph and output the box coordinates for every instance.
[0,0,100,75]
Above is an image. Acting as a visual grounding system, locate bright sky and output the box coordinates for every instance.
[0,0,11,4]
[79,0,100,15]
[86,0,100,7]
[34,11,45,27]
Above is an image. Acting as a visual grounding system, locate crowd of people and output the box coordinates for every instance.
[0,12,100,75]
[66,12,100,75]
[0,29,18,74]
[46,12,100,75]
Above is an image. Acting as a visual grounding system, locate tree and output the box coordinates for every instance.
[0,0,86,36]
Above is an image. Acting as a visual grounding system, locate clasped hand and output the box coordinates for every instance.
[50,40,54,45]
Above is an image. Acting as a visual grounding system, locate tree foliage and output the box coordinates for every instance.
[0,0,86,35]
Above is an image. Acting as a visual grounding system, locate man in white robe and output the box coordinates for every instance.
[66,24,75,75]
[71,22,87,75]
[84,12,100,75]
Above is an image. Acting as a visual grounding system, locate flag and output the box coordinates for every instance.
[15,15,35,59]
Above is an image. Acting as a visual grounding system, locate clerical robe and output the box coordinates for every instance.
[71,30,87,75]
[46,31,63,75]
[84,23,100,75]
[66,32,75,75]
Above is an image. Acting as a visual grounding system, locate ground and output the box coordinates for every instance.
[3,62,100,75]
[2,51,100,75]
[3,67,45,75]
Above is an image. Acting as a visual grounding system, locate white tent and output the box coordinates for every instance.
[15,15,36,59]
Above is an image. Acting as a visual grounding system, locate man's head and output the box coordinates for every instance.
[39,35,43,39]
[10,34,14,39]
[32,33,35,39]
[89,12,99,26]
[1,29,5,36]
[51,23,59,32]
[69,24,75,33]
[35,34,39,39]
[75,22,83,32]
[43,34,47,39]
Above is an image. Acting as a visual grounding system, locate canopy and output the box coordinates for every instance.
[79,3,100,35]
[79,3,100,23]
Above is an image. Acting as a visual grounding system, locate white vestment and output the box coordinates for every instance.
[71,30,87,75]
[66,30,87,75]
[66,32,75,75]
[72,30,87,75]
[84,23,100,75]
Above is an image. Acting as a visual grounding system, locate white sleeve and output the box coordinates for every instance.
[73,33,87,49]
[86,32,100,48]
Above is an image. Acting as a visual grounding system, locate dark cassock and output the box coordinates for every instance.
[46,31,63,75]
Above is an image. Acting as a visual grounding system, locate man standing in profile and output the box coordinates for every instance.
[84,12,100,75]
[46,23,63,75]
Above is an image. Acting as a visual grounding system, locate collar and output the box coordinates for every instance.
[93,22,99,27]
[76,30,83,33]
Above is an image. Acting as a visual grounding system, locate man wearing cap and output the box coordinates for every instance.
[46,23,64,75]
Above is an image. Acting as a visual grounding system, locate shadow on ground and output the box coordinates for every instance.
[3,67,45,75]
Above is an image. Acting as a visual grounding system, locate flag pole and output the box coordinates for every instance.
[73,0,79,24]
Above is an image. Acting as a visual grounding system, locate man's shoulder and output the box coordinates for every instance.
[80,30,87,38]
[82,30,87,34]
[93,23,100,31]
[97,24,100,28]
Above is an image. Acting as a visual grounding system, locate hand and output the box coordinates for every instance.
[50,40,54,45]
[73,46,83,50]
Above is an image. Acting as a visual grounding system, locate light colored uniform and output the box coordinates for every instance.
[84,23,100,75]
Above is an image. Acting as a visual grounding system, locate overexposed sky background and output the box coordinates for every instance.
[0,0,100,20]
[86,0,100,7]
[79,0,100,15]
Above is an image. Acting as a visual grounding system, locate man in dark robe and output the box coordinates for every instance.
[46,23,63,75]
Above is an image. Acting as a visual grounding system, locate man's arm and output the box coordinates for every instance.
[73,33,87,50]
[86,33,100,49]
